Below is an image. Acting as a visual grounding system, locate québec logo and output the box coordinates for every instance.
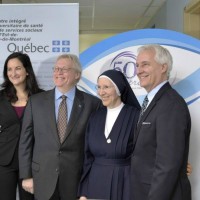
[52,40,70,53]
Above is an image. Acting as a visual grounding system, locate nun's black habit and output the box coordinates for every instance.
[78,70,140,200]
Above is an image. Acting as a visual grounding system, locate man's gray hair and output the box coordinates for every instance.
[56,54,82,81]
[138,44,173,78]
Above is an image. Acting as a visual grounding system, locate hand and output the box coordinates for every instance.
[79,196,87,200]
[22,178,34,194]
[187,162,192,176]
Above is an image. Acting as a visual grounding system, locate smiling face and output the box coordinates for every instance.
[7,58,27,88]
[97,77,121,108]
[53,57,80,93]
[136,49,168,93]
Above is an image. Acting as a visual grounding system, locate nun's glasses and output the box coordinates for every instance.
[95,85,114,92]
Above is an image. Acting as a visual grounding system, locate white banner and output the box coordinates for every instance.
[0,3,79,89]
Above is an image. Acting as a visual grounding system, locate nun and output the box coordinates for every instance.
[78,69,140,200]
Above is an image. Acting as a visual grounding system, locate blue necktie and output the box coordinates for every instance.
[138,95,149,123]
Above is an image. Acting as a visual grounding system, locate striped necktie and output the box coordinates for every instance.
[138,95,149,123]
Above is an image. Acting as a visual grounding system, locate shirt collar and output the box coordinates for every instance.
[55,86,76,101]
[147,80,168,104]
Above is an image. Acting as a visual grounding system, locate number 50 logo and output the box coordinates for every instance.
[110,51,137,84]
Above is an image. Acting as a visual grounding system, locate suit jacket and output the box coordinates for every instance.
[131,82,191,200]
[0,90,21,168]
[19,88,101,200]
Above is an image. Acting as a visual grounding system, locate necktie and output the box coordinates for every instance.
[57,95,67,143]
[138,95,149,123]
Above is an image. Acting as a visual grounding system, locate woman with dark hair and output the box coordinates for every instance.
[78,69,141,200]
[0,52,43,200]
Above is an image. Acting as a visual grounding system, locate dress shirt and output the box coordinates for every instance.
[146,80,168,108]
[55,87,75,121]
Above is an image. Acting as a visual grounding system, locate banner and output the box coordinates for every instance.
[79,29,200,200]
[0,3,79,89]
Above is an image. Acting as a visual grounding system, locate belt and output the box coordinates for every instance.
[94,157,131,166]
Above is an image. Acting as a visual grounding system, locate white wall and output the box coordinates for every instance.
[146,0,189,32]
[79,0,191,54]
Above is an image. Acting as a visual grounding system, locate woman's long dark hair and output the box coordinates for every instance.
[1,52,41,102]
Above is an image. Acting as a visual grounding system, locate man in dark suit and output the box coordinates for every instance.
[131,44,191,200]
[18,54,101,200]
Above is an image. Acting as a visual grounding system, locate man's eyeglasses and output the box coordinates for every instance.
[53,67,73,73]
[95,85,114,92]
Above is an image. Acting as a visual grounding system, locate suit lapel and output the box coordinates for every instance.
[133,82,172,147]
[45,89,60,143]
[0,94,20,124]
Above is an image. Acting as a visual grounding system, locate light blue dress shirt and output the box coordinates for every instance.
[55,87,75,121]
[146,80,168,108]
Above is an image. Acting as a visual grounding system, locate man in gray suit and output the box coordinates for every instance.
[131,44,191,200]
[19,54,101,200]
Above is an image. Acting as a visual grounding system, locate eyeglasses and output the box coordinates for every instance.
[53,67,73,73]
[95,85,114,92]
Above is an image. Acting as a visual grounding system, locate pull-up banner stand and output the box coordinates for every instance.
[0,3,79,89]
